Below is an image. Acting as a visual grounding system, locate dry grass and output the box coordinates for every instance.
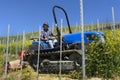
[1,72,120,80]
[38,74,71,80]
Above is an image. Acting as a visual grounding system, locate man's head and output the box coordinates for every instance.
[43,22,49,30]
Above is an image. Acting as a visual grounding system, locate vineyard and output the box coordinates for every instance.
[0,24,120,79]
[0,0,120,79]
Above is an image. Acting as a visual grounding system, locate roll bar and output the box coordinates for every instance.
[52,5,72,34]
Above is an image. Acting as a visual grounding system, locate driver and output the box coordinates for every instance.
[40,22,57,48]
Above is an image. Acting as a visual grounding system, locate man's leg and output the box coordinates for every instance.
[53,39,58,46]
[48,40,54,48]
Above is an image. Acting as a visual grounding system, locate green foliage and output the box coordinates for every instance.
[20,67,36,80]
[2,66,36,80]
[0,40,32,55]
[69,70,82,79]
[0,44,6,53]
[86,30,120,79]
[0,54,5,76]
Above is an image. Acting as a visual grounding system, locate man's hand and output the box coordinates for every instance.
[44,38,48,41]
[53,34,57,37]
[40,38,48,41]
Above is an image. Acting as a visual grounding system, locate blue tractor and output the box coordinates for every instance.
[24,6,106,72]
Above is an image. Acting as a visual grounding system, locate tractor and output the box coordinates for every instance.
[21,5,106,73]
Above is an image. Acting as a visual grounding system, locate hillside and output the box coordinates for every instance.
[0,22,120,44]
[0,23,120,80]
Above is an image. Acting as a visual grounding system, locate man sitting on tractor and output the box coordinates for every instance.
[40,22,57,48]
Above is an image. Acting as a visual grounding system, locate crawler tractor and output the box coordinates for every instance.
[21,6,106,73]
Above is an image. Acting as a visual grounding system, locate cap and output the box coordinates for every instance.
[43,22,49,27]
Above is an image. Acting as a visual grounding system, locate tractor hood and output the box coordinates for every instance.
[63,32,106,44]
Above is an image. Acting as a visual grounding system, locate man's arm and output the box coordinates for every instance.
[50,31,58,37]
